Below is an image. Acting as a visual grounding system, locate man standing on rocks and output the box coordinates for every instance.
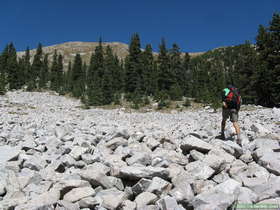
[221,85,242,145]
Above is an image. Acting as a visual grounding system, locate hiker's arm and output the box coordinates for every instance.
[223,101,228,108]
[221,90,227,108]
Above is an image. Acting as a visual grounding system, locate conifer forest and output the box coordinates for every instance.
[0,13,279,108]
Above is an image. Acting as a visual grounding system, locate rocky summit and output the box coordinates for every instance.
[0,91,279,210]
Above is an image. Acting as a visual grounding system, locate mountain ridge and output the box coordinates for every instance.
[17,41,205,69]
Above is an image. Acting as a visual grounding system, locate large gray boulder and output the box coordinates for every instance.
[15,188,60,210]
[169,181,194,205]
[135,192,158,208]
[63,186,96,203]
[192,179,241,210]
[146,177,172,196]
[157,196,184,210]
[95,188,127,210]
[80,168,114,189]
[246,176,280,201]
[132,178,151,196]
[180,135,213,153]
[0,146,20,165]
[184,160,215,180]
[118,166,169,180]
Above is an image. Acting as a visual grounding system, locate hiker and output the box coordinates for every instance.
[221,85,242,144]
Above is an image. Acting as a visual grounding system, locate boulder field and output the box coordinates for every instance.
[0,91,279,210]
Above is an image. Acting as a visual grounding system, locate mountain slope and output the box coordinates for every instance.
[17,41,204,69]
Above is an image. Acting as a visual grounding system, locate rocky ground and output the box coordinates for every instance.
[0,91,279,210]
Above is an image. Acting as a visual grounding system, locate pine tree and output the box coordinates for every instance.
[17,57,25,88]
[50,50,58,91]
[39,53,49,89]
[6,43,20,89]
[169,43,183,100]
[157,39,172,94]
[23,47,31,88]
[235,42,257,104]
[141,44,157,96]
[71,53,84,98]
[125,33,142,99]
[87,39,104,105]
[268,13,280,104]
[56,54,64,93]
[102,46,116,104]
[255,13,280,106]
[65,61,72,92]
[182,52,191,96]
[28,43,43,90]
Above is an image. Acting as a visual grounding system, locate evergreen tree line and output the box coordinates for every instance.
[0,12,279,107]
[188,12,280,107]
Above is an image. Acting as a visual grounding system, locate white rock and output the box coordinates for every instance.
[63,186,95,202]
[135,192,158,208]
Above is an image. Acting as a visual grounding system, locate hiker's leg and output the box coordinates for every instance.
[221,118,226,134]
[221,108,229,133]
[231,109,241,144]
[232,122,240,136]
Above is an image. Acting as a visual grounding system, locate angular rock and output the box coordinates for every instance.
[210,139,243,157]
[157,196,182,210]
[105,137,128,150]
[86,162,111,175]
[96,188,127,210]
[257,151,280,176]
[107,176,124,191]
[57,179,91,197]
[80,169,113,189]
[192,179,241,210]
[151,148,188,166]
[132,178,151,196]
[192,192,235,210]
[22,155,47,171]
[213,178,241,195]
[143,137,160,150]
[126,152,151,166]
[63,186,95,202]
[0,180,6,196]
[212,171,230,184]
[189,150,205,161]
[192,180,216,195]
[69,146,88,160]
[78,196,102,209]
[229,160,249,183]
[237,187,258,204]
[169,182,194,205]
[120,200,137,210]
[16,188,60,210]
[184,160,215,180]
[56,200,80,210]
[55,124,72,139]
[118,166,169,180]
[239,150,253,163]
[146,177,172,196]
[135,192,158,208]
[180,135,213,153]
[251,123,270,136]
[208,148,236,164]
[0,145,20,165]
[202,153,226,172]
[246,176,280,201]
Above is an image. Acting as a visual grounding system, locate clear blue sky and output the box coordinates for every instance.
[0,0,279,52]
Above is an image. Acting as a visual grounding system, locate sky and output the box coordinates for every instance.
[0,0,279,53]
